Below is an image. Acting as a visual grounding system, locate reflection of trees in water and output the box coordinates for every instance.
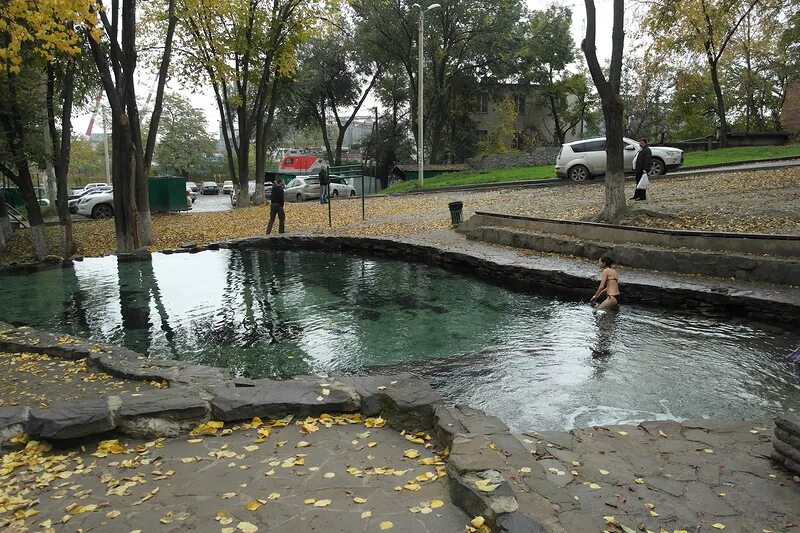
[189,250,308,377]
[117,259,177,358]
[60,269,91,335]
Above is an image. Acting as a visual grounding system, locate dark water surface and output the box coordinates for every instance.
[1,249,798,431]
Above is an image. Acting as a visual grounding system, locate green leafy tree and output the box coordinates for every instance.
[293,20,381,165]
[621,51,673,141]
[669,69,719,139]
[478,99,517,154]
[176,0,318,206]
[155,93,217,177]
[351,0,526,163]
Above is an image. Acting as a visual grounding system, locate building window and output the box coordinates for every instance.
[479,94,489,113]
[513,95,526,115]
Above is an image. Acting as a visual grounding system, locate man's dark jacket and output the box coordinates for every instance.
[635,146,652,171]
[270,184,285,206]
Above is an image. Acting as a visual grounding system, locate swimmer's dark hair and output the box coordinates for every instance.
[599,256,613,267]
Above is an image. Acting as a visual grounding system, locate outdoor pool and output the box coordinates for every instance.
[1,248,798,431]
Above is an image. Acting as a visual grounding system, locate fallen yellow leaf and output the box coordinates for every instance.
[471,516,486,528]
[313,499,331,507]
[711,525,726,530]
[380,521,393,530]
[474,479,500,492]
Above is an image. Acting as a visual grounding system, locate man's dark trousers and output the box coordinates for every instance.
[266,205,285,234]
[633,170,647,200]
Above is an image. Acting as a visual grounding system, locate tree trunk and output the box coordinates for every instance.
[17,167,48,260]
[254,121,266,205]
[111,109,139,253]
[0,191,9,251]
[600,97,627,223]
[47,64,77,257]
[708,59,729,147]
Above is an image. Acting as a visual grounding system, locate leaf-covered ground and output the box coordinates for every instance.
[0,351,158,409]
[0,414,475,532]
[2,167,798,264]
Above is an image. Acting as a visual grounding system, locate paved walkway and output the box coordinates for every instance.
[1,416,470,532]
[510,419,800,532]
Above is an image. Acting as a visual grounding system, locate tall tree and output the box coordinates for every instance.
[582,0,627,223]
[294,24,381,166]
[85,0,178,252]
[645,0,763,147]
[177,0,316,207]
[351,0,525,163]
[0,0,99,259]
[155,93,217,177]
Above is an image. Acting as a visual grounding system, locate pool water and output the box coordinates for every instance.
[1,249,798,431]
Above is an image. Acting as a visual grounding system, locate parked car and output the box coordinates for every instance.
[201,181,220,195]
[285,176,321,202]
[186,184,198,202]
[555,137,684,182]
[222,180,234,195]
[70,182,108,196]
[327,177,356,198]
[68,186,113,213]
[231,181,274,206]
[186,181,199,194]
[76,189,114,218]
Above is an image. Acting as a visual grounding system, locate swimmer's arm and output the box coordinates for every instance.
[590,271,608,302]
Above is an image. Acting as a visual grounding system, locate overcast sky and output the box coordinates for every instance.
[74,0,619,137]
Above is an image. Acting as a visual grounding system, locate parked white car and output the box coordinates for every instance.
[71,182,108,196]
[222,180,234,195]
[555,137,684,182]
[76,189,114,218]
[68,186,113,213]
[328,177,357,198]
[285,176,321,202]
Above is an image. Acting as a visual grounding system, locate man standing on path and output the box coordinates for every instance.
[632,138,652,201]
[319,166,329,204]
[266,178,286,234]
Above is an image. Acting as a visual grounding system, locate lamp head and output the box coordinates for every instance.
[412,3,421,8]
[428,3,441,9]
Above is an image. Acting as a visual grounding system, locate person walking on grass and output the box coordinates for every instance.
[632,138,652,201]
[319,166,329,204]
[266,178,286,234]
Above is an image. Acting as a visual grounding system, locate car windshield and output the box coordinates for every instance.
[287,179,301,188]
[203,182,216,186]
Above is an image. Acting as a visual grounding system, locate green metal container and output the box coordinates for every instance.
[148,176,188,212]
[0,187,24,210]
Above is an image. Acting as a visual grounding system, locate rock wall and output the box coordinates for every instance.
[466,148,561,170]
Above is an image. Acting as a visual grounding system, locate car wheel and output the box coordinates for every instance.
[350,190,356,197]
[568,164,590,182]
[92,203,114,219]
[650,158,666,176]
[332,190,339,198]
[297,193,303,202]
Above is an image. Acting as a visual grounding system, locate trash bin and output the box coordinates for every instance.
[448,201,463,225]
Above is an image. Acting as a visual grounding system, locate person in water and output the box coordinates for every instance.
[590,256,620,309]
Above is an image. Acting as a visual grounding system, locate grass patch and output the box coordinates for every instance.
[381,144,800,193]
[681,144,800,167]
[382,165,555,193]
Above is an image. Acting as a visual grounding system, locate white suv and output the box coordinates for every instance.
[76,189,114,218]
[555,137,684,182]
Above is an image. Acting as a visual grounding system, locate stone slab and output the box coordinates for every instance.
[775,427,800,450]
[117,388,209,421]
[449,469,518,523]
[776,413,800,437]
[336,373,440,431]
[27,399,115,440]
[494,511,546,533]
[209,378,360,421]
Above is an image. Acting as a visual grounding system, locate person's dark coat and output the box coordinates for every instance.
[635,146,652,171]
[270,183,285,206]
[318,168,329,185]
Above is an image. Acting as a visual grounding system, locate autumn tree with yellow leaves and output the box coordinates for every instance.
[0,0,97,259]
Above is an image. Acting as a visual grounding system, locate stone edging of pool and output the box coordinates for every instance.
[0,322,547,531]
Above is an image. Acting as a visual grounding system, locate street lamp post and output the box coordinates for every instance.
[413,3,440,189]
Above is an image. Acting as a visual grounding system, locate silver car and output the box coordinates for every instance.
[285,176,321,202]
[555,137,684,181]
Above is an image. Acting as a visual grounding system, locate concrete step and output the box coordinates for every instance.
[463,225,800,285]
